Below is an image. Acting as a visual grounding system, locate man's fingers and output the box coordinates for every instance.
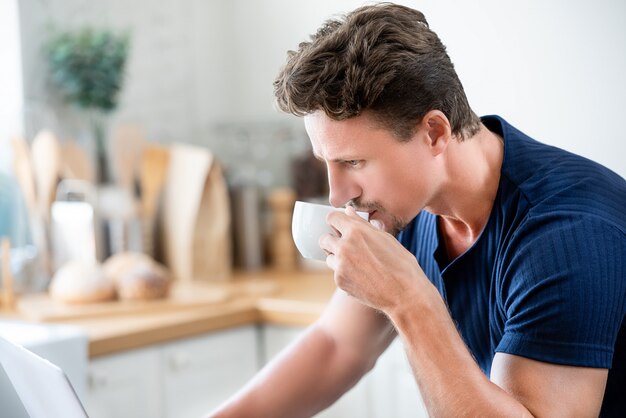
[327,208,367,233]
[319,232,340,256]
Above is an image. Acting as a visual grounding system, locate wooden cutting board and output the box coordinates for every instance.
[18,284,229,322]
[161,144,213,282]
[16,280,278,322]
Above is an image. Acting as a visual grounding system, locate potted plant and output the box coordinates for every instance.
[45,27,130,183]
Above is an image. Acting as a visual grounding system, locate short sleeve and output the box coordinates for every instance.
[496,215,626,368]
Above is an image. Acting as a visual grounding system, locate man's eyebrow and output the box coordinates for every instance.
[312,152,357,163]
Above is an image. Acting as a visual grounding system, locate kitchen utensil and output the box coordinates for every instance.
[268,188,297,270]
[139,144,170,256]
[162,144,211,281]
[17,281,233,321]
[193,161,231,280]
[50,180,103,269]
[97,185,139,257]
[31,130,61,223]
[231,185,264,270]
[111,124,146,192]
[140,145,170,217]
[161,144,231,282]
[1,238,16,310]
[291,201,368,261]
[60,141,95,183]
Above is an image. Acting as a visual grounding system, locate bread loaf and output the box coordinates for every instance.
[49,260,115,304]
[103,252,171,300]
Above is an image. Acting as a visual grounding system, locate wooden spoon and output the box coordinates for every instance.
[140,144,170,256]
[60,141,95,183]
[31,130,61,223]
[1,238,16,310]
[111,124,146,192]
[141,145,170,219]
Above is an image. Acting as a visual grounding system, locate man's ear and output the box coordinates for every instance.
[420,110,452,156]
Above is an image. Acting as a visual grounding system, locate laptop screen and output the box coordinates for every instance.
[0,336,88,418]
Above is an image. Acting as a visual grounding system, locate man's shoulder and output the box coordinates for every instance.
[484,115,624,191]
[491,117,626,235]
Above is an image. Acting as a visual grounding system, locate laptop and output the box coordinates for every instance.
[0,335,88,418]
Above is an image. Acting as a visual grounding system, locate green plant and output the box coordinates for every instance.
[46,27,129,112]
[45,27,130,182]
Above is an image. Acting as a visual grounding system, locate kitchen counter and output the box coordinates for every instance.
[1,269,336,358]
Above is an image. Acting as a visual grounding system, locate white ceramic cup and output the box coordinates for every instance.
[291,201,369,261]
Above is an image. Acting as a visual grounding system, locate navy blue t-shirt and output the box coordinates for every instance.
[397,115,626,416]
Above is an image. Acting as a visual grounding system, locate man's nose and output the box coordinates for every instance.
[327,167,361,208]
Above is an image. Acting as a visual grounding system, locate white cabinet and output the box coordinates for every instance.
[261,323,304,360]
[85,325,258,418]
[86,324,428,418]
[161,326,258,418]
[261,325,429,418]
[376,339,428,418]
[86,346,162,418]
[261,325,370,418]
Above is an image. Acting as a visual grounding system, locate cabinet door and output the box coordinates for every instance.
[85,347,162,418]
[261,324,305,361]
[367,340,398,418]
[161,325,259,418]
[394,371,428,418]
[261,325,372,418]
[386,339,429,418]
[316,376,371,418]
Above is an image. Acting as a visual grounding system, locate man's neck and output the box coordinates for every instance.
[425,123,504,250]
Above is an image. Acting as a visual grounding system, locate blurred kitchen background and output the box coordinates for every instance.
[1,0,626,277]
[0,1,625,417]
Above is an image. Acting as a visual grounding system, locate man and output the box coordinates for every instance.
[210,4,625,417]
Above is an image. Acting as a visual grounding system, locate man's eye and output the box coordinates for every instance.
[346,160,360,166]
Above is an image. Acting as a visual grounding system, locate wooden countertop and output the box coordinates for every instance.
[1,268,337,358]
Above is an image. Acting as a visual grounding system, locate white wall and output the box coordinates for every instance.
[15,0,626,178]
[0,0,24,174]
[223,0,626,177]
[421,0,626,178]
[17,0,231,143]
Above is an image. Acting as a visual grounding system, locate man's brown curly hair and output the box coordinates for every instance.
[273,3,481,141]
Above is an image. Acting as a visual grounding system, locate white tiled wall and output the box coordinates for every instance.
[19,0,205,143]
[14,0,626,180]
[17,0,309,188]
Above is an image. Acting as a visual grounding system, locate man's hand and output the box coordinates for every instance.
[319,206,432,313]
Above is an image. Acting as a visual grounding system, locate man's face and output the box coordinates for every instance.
[304,111,439,235]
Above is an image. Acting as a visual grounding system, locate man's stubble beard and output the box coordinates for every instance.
[347,198,409,236]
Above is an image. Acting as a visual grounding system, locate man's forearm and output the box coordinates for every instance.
[387,285,533,418]
[207,323,371,418]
